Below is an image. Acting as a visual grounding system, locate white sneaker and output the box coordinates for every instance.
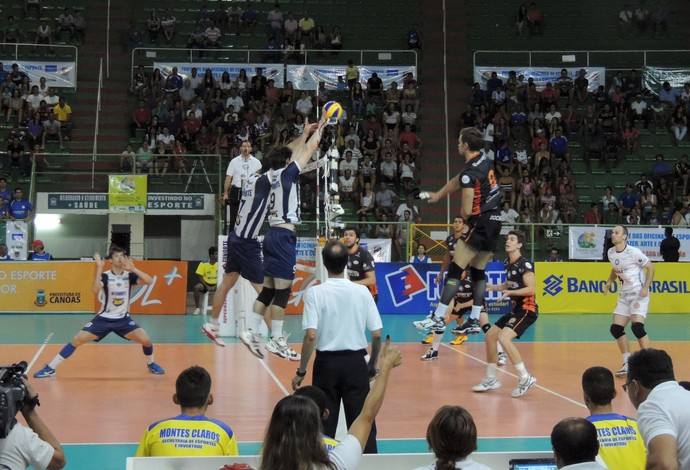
[275,337,301,361]
[265,337,301,361]
[201,323,225,347]
[511,375,537,398]
[192,308,201,316]
[615,363,628,378]
[472,376,501,392]
[497,352,508,367]
[239,330,264,359]
[413,316,445,332]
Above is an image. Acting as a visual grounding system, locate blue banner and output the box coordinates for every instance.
[375,262,511,316]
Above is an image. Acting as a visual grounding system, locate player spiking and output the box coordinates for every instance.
[418,127,503,340]
[604,225,655,378]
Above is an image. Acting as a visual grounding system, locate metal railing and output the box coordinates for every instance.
[473,49,690,70]
[24,152,224,194]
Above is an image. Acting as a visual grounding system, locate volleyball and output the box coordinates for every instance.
[323,101,343,120]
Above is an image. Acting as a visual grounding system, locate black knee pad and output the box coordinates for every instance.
[273,287,291,309]
[481,323,491,334]
[610,324,626,339]
[469,267,485,283]
[256,287,276,306]
[446,262,463,281]
[631,322,647,339]
[440,278,461,305]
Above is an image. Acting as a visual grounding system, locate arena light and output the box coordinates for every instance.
[562,55,576,63]
[34,214,61,230]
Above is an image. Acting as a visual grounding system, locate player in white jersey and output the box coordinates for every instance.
[253,115,327,360]
[202,168,272,355]
[604,225,655,379]
[34,246,165,378]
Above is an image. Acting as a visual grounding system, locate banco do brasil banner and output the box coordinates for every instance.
[537,262,690,314]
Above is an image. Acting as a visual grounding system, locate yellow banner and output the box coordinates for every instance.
[536,262,690,314]
[108,175,147,213]
[0,261,95,312]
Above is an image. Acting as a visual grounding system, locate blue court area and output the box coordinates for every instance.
[2,312,688,470]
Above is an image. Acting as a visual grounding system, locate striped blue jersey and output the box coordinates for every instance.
[98,270,138,319]
[234,172,271,239]
[268,161,301,226]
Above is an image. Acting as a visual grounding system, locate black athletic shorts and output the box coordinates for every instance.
[460,211,503,252]
[494,307,538,339]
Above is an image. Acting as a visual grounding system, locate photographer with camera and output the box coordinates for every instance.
[0,364,66,470]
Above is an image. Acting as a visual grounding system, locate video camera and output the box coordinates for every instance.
[0,361,28,439]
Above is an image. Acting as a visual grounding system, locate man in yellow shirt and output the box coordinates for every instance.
[582,366,645,470]
[136,365,238,457]
[298,11,315,44]
[53,96,72,139]
[193,246,218,315]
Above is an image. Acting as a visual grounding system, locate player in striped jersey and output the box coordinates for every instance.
[472,230,538,398]
[34,245,165,378]
[604,225,655,378]
[202,166,272,354]
[255,115,326,360]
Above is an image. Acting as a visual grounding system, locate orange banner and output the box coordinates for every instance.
[1,261,187,314]
[0,261,95,312]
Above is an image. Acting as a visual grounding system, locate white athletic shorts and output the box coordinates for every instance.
[613,290,650,318]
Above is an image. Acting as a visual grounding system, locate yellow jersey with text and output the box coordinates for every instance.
[135,414,238,457]
[587,413,645,470]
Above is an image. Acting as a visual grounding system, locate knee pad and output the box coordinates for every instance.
[610,324,626,339]
[470,267,485,283]
[481,323,491,334]
[256,287,276,306]
[446,262,463,281]
[272,287,291,309]
[440,278,461,305]
[631,322,647,339]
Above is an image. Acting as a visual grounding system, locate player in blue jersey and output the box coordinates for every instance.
[254,115,326,360]
[34,246,165,378]
[202,166,272,355]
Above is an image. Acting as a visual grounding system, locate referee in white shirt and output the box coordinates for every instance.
[223,140,262,230]
[292,240,383,454]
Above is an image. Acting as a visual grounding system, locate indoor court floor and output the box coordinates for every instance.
[1,312,689,470]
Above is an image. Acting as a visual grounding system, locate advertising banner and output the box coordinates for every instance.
[0,261,94,312]
[375,262,512,316]
[642,67,690,96]
[287,65,417,91]
[1,260,188,314]
[568,226,690,261]
[0,59,77,88]
[4,220,28,260]
[154,62,284,87]
[536,261,690,314]
[473,66,605,92]
[108,175,148,213]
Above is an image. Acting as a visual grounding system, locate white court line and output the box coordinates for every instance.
[27,333,54,373]
[441,343,586,409]
[257,354,290,396]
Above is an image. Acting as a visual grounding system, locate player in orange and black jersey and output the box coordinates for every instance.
[472,230,538,398]
[418,127,502,338]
